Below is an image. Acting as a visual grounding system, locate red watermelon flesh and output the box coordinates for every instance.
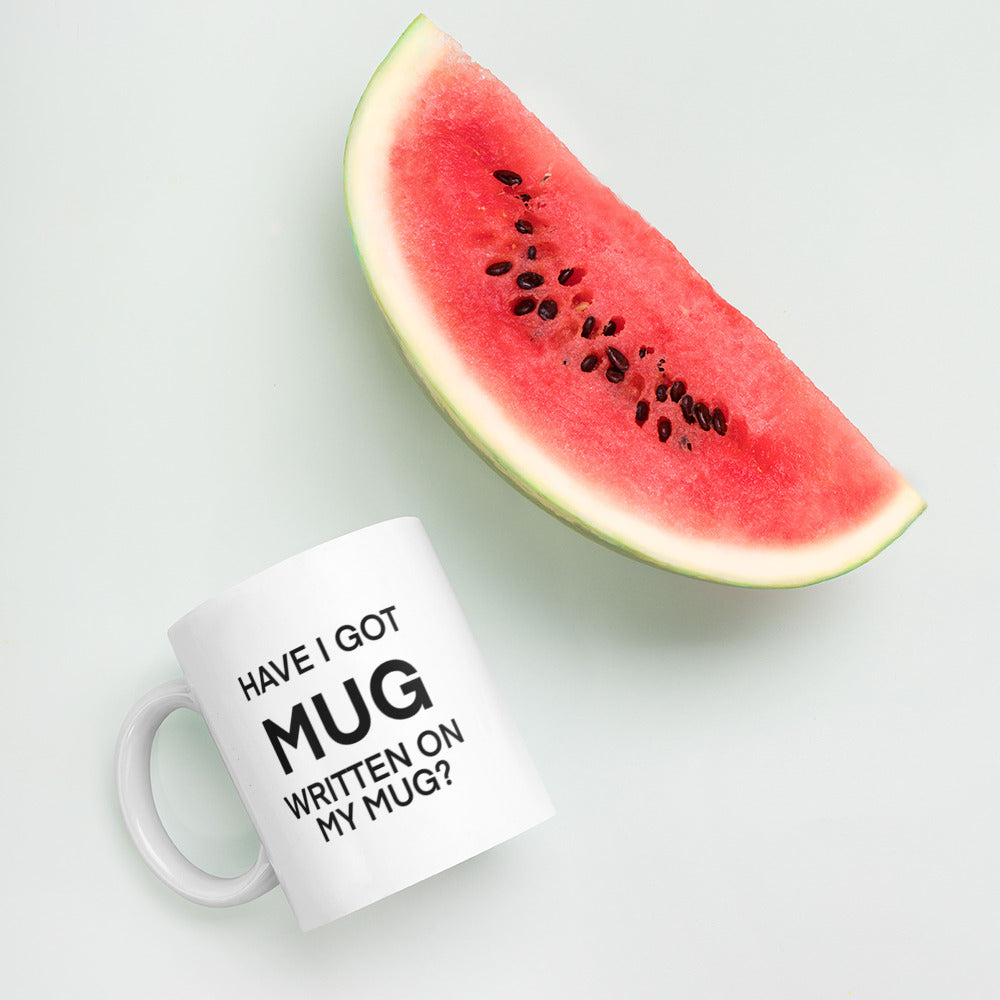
[344,17,924,587]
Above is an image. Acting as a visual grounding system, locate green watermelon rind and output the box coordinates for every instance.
[343,16,925,588]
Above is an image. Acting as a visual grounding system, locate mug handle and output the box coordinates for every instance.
[115,679,279,907]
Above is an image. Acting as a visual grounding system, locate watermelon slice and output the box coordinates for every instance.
[344,16,924,587]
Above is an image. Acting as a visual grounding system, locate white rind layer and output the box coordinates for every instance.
[344,15,925,587]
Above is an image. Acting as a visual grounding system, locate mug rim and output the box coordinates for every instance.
[167,515,422,640]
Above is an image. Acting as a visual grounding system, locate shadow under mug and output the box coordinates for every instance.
[116,517,553,930]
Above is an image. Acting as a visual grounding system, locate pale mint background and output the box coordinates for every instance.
[1,1,997,997]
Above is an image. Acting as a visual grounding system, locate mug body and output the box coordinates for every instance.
[166,517,553,929]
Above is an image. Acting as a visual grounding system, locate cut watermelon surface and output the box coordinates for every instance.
[344,16,924,587]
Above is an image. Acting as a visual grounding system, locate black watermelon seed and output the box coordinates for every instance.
[606,367,625,384]
[606,346,629,371]
[513,297,537,316]
[669,380,686,402]
[712,409,727,435]
[680,394,696,423]
[655,384,668,403]
[602,320,617,337]
[515,219,533,234]
[638,347,647,359]
[581,316,596,338]
[486,261,513,276]
[519,193,531,203]
[493,169,522,186]
[526,245,536,260]
[558,268,575,285]
[657,417,672,442]
[538,299,558,320]
[581,354,599,372]
[636,401,650,426]
[681,437,693,451]
[694,402,712,430]
[516,271,544,289]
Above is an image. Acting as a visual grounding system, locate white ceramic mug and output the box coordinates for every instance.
[115,517,553,931]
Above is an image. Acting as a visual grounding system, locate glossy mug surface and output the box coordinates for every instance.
[116,517,553,930]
